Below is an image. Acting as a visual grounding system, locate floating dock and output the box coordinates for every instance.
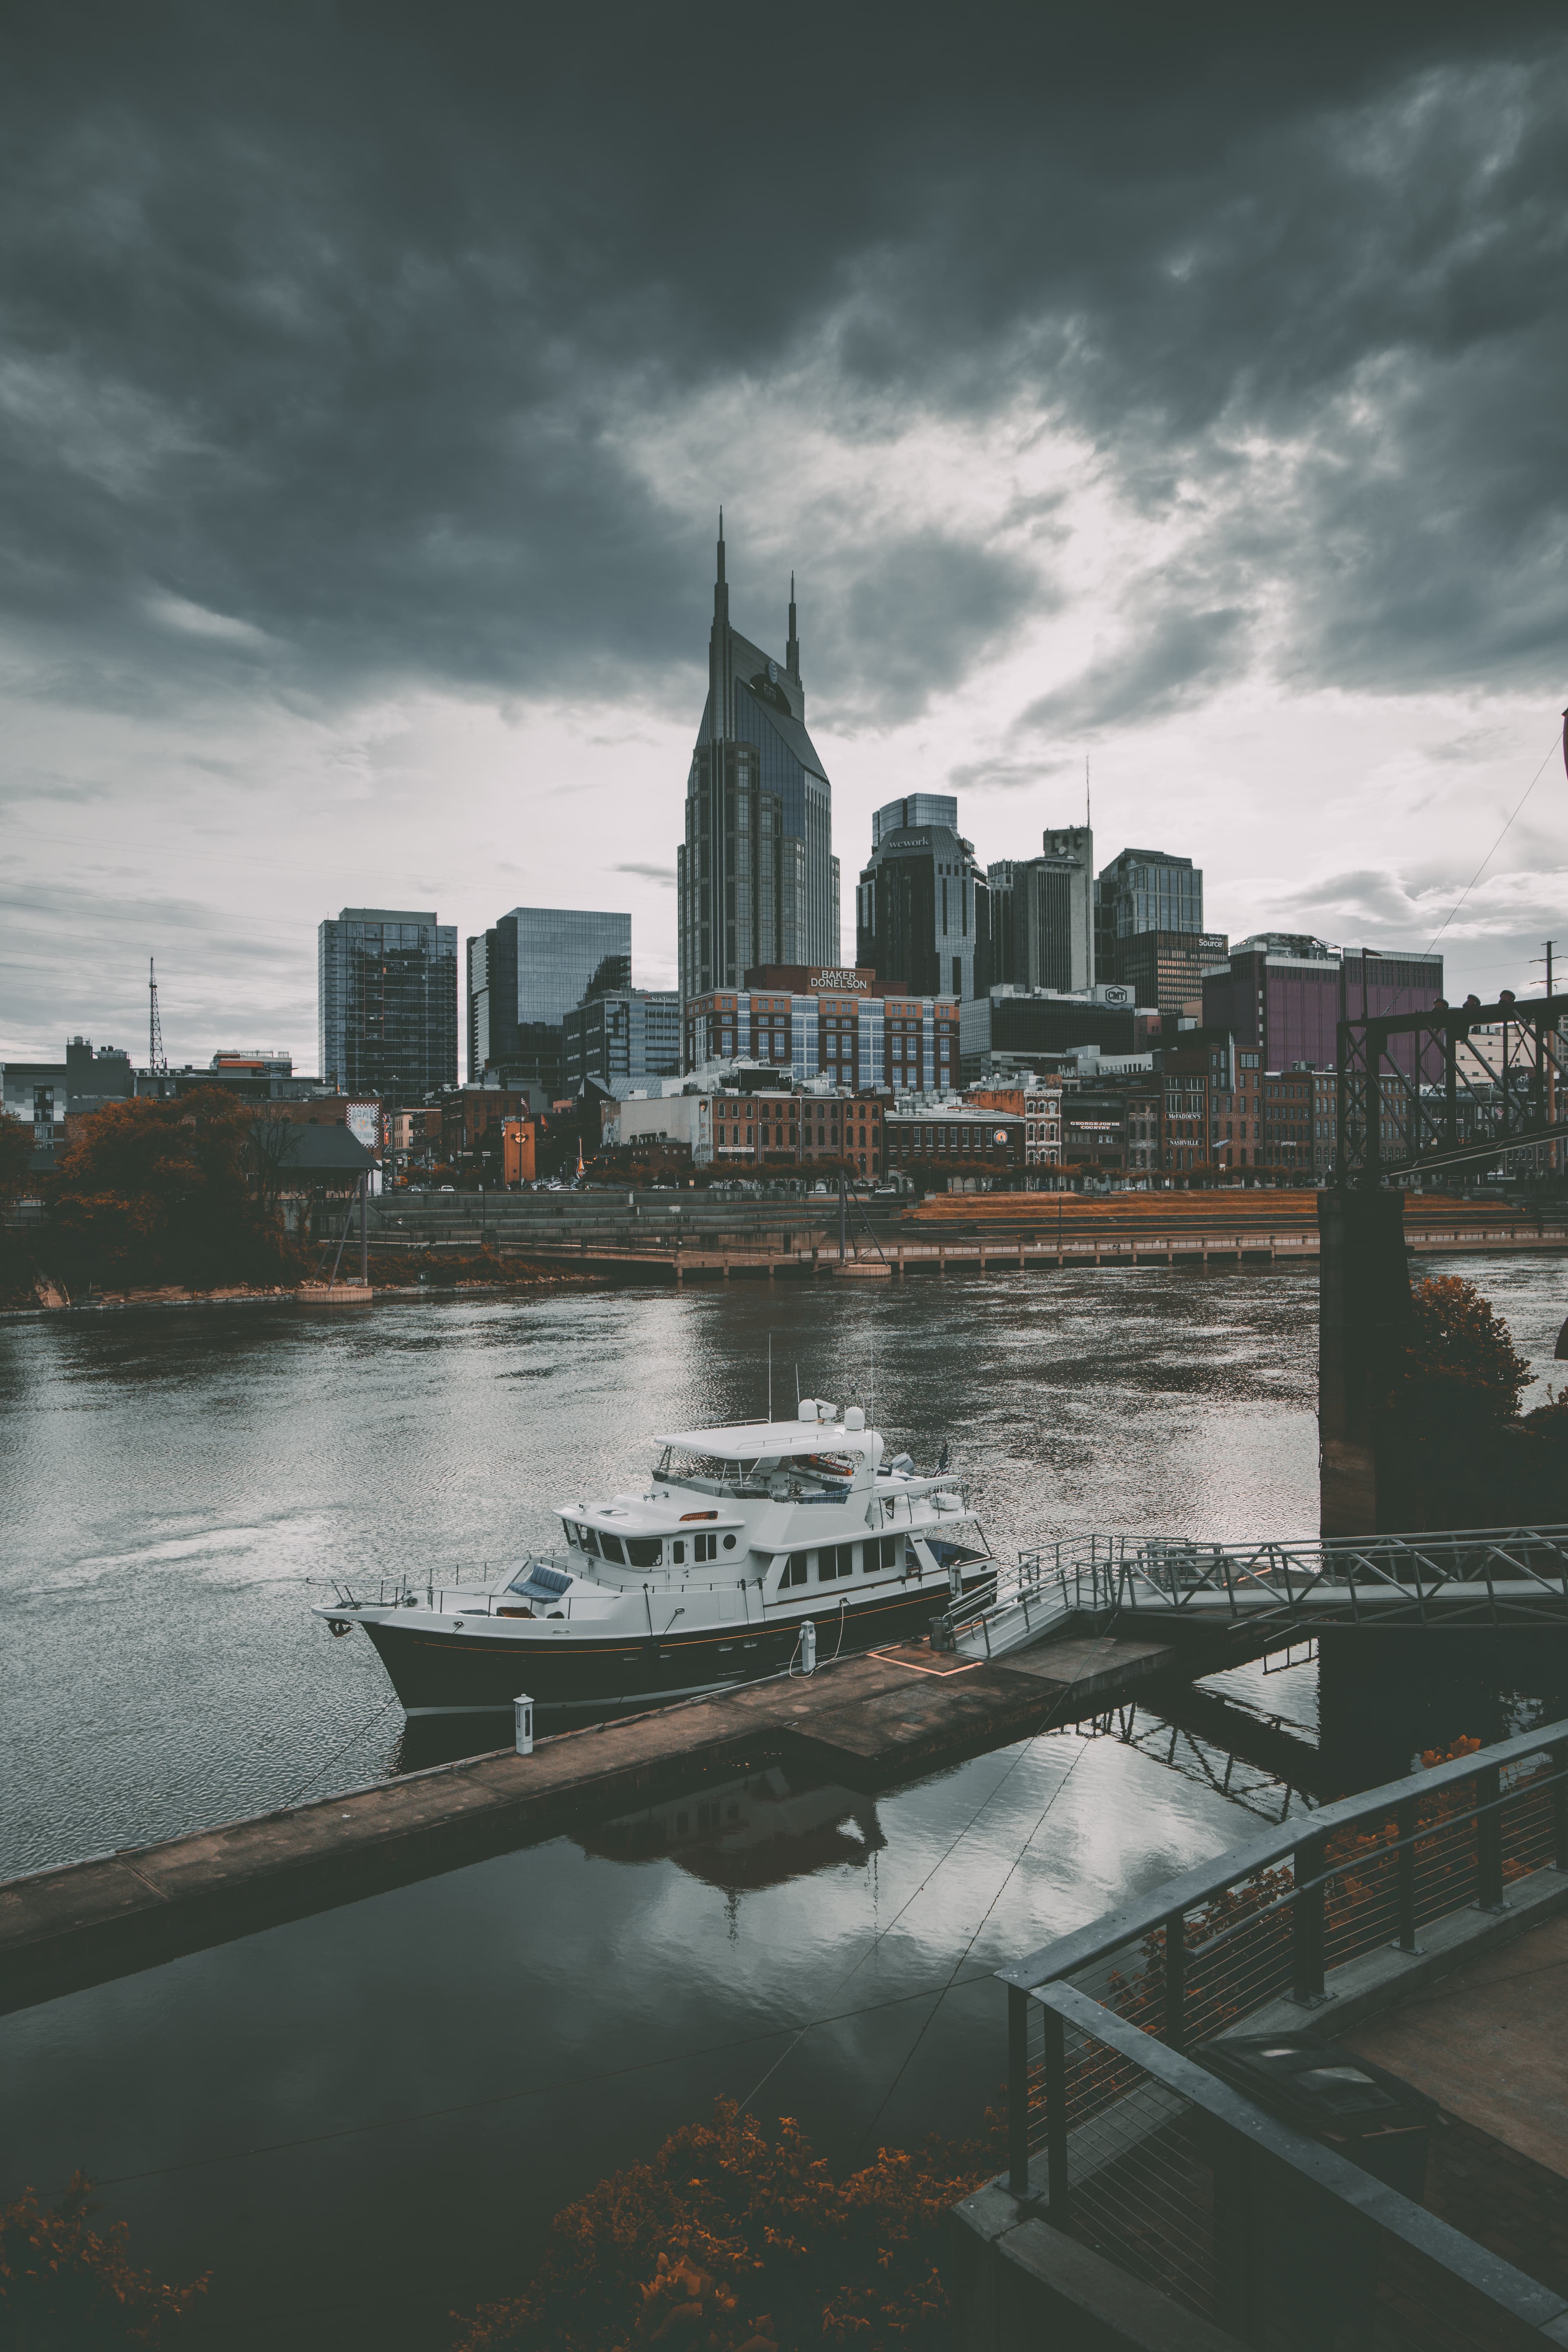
[0,1630,1186,2016]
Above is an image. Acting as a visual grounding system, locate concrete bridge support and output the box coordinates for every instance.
[1318,1187,1412,1537]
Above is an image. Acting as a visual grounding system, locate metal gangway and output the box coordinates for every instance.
[938,1526,1568,1660]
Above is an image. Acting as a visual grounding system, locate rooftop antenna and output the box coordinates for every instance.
[1085,755,1091,832]
[148,957,167,1074]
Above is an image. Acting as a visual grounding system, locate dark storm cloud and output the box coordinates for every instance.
[2,0,1565,720]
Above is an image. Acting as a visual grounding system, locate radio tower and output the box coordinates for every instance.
[148,957,167,1074]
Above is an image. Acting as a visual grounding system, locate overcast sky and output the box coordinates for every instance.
[4,0,1566,1067]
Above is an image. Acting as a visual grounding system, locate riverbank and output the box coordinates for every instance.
[0,1263,599,1320]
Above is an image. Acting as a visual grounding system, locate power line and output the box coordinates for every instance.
[1423,731,1564,959]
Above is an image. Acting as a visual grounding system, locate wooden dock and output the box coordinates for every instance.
[0,1630,1186,2016]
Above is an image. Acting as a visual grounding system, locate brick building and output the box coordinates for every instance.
[684,965,960,1091]
[884,1106,1025,1188]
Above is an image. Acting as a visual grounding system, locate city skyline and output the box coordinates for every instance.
[4,7,1567,1065]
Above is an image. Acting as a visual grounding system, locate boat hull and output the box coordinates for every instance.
[359,1578,982,1719]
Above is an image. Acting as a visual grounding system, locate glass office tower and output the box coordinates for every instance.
[318,908,458,1096]
[1096,848,1205,984]
[855,796,990,999]
[466,906,631,1089]
[677,525,839,1020]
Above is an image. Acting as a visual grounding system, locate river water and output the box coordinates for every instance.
[3,1258,1566,2348]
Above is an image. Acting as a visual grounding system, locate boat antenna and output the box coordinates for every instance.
[767,1333,773,1425]
[869,1325,875,1432]
[794,1361,800,1408]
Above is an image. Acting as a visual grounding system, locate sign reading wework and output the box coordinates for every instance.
[808,968,873,993]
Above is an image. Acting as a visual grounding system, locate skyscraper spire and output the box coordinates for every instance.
[786,569,800,684]
[714,508,728,626]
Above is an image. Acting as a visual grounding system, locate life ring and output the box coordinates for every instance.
[327,1618,353,1638]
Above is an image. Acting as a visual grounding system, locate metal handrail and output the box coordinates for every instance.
[1031,1981,1568,2335]
[999,1710,1568,1991]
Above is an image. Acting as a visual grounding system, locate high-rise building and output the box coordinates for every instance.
[855,797,990,1000]
[466,906,631,1093]
[1096,848,1205,984]
[677,522,838,1017]
[871,794,960,846]
[563,989,682,1094]
[318,908,458,1098]
[987,826,1095,994]
[1114,929,1229,1019]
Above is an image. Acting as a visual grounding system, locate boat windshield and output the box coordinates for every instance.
[653,1446,848,1497]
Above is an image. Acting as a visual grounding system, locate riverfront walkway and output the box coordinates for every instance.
[365,1189,1568,1284]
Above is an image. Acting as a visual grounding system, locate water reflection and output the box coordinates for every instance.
[579,1766,885,1891]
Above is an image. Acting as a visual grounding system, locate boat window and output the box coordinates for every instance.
[599,1533,627,1565]
[671,1540,686,1565]
[779,1554,808,1588]
[693,1531,718,1562]
[626,1537,662,1568]
[818,1544,856,1580]
[577,1524,601,1556]
[722,1533,737,1550]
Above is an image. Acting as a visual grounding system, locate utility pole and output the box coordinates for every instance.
[1532,942,1558,1178]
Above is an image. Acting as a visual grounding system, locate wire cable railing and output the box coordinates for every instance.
[991,1729,1568,2344]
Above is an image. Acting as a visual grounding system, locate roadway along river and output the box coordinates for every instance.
[2,1257,1566,2350]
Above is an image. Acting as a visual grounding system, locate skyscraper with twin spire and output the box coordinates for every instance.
[677,518,839,1012]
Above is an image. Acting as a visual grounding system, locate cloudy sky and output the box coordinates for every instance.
[4,0,1566,1067]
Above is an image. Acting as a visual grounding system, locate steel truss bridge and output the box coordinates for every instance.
[1337,983,1568,1184]
[941,1526,1568,1659]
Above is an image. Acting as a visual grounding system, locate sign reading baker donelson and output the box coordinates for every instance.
[808,968,873,992]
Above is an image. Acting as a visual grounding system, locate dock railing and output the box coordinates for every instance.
[998,1714,1568,2178]
[1117,1524,1568,1630]
[996,1715,1568,2345]
[1026,1979,1568,2350]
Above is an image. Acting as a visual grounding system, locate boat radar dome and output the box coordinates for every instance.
[843,1407,866,1431]
[797,1399,817,1421]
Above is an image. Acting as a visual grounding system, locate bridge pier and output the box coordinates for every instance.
[1319,1188,1413,1537]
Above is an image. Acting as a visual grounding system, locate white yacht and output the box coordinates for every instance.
[316,1398,992,1719]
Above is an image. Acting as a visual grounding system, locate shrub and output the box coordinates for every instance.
[450,2098,1000,2352]
[0,2173,207,2346]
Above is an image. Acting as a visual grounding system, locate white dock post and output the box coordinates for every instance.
[514,1693,535,1755]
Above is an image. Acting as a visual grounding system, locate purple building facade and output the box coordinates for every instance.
[1202,937,1443,1072]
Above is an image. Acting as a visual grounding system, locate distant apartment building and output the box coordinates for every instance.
[988,825,1096,995]
[685,965,961,1091]
[318,908,458,1099]
[854,794,990,1002]
[467,905,631,1094]
[0,1036,135,1167]
[563,988,681,1094]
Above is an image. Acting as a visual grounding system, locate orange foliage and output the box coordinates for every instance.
[449,2098,1000,2352]
[0,2172,207,2346]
